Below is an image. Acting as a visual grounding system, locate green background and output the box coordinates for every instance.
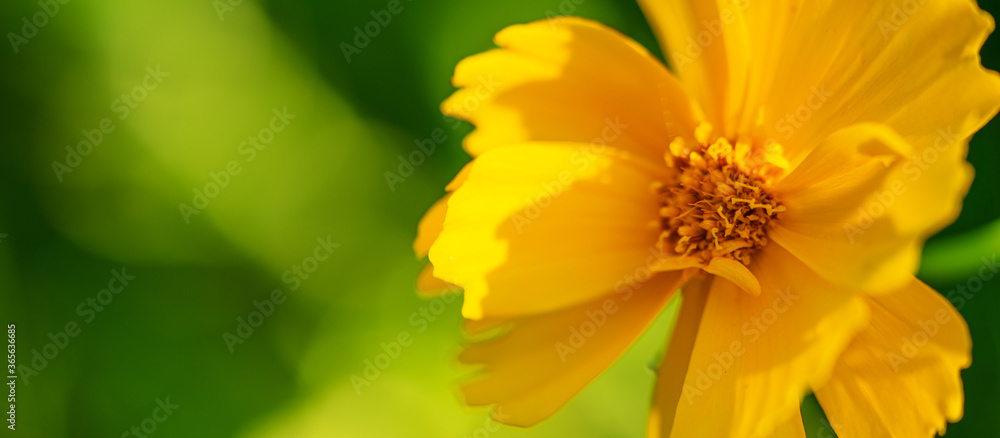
[1,0,998,436]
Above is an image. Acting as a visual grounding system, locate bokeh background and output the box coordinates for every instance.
[1,0,999,437]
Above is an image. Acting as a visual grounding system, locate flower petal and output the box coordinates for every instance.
[814,278,971,437]
[460,271,683,426]
[414,162,474,259]
[772,123,925,293]
[776,123,910,222]
[636,0,749,134]
[637,0,813,139]
[767,0,1000,159]
[769,410,808,438]
[667,244,868,437]
[416,263,459,299]
[443,17,698,161]
[429,143,669,319]
[648,277,711,437]
[704,257,760,296]
[414,194,451,259]
[762,2,1000,271]
[765,2,1000,268]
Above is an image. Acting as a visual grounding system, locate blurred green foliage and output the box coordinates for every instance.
[0,0,998,437]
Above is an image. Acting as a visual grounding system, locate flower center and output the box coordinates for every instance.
[656,132,787,266]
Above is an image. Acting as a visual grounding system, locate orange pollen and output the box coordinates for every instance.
[656,135,786,266]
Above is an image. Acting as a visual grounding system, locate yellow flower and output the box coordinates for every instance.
[414,1,1000,436]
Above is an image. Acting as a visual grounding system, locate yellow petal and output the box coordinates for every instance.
[636,0,751,135]
[416,263,460,299]
[649,255,702,272]
[413,163,477,295]
[762,1,1000,256]
[667,244,868,437]
[704,257,760,296]
[443,17,698,161]
[639,0,1000,155]
[637,0,812,139]
[414,161,474,259]
[772,123,924,294]
[769,409,808,438]
[776,123,910,223]
[765,0,1000,160]
[815,278,971,437]
[414,194,450,259]
[445,160,474,192]
[429,143,669,319]
[648,277,711,437]
[732,0,807,138]
[460,271,683,426]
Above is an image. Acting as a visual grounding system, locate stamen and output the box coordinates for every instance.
[657,132,786,266]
